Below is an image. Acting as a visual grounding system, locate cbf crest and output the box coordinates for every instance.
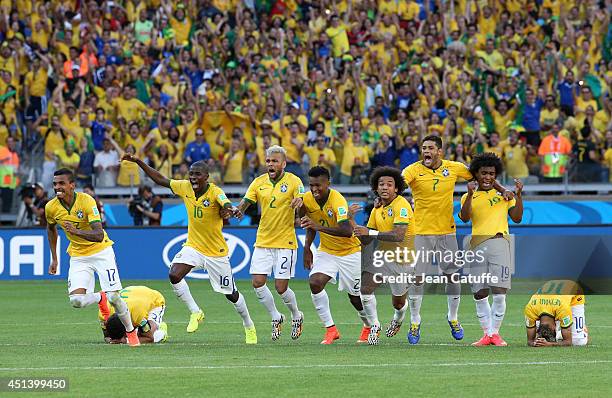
[203,199,210,207]
[327,209,333,218]
[442,168,450,177]
[387,208,393,217]
[280,183,288,193]
[76,209,84,219]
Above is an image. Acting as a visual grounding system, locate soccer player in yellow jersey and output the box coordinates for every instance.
[353,167,415,345]
[99,286,168,344]
[401,135,513,344]
[524,280,589,347]
[458,153,524,346]
[121,156,257,344]
[234,145,305,341]
[299,166,370,344]
[45,168,140,346]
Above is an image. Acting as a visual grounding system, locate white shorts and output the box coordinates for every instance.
[310,251,361,295]
[147,306,165,326]
[414,234,461,275]
[68,246,122,293]
[172,246,236,294]
[250,247,297,279]
[469,238,512,292]
[554,305,588,346]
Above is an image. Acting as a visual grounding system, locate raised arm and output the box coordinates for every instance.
[459,182,477,222]
[508,179,524,223]
[121,153,171,188]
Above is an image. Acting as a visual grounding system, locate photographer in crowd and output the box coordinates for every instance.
[19,182,48,226]
[128,185,163,226]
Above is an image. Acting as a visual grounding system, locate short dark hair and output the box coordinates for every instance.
[83,184,95,191]
[190,160,209,173]
[308,166,330,180]
[370,166,407,193]
[537,323,557,342]
[469,152,503,177]
[422,135,443,149]
[53,168,75,182]
[105,314,127,340]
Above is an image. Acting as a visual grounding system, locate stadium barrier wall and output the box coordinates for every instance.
[1,226,611,282]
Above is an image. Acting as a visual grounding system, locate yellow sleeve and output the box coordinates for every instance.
[214,185,231,207]
[366,210,377,229]
[293,176,305,198]
[507,197,517,211]
[402,165,415,185]
[393,200,411,225]
[45,202,56,226]
[557,305,574,328]
[452,161,473,180]
[524,303,537,328]
[244,179,259,204]
[460,193,467,206]
[84,195,102,223]
[332,193,350,223]
[169,179,188,196]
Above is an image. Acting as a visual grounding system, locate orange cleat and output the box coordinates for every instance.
[471,334,492,346]
[320,325,340,345]
[98,292,110,321]
[357,326,371,343]
[490,333,508,346]
[126,329,141,347]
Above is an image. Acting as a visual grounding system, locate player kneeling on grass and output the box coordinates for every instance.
[45,168,140,346]
[121,155,257,344]
[99,286,168,344]
[353,166,415,345]
[525,280,589,347]
[300,166,371,344]
[459,153,524,346]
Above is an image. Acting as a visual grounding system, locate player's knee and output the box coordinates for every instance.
[168,271,183,285]
[69,294,85,308]
[392,299,405,310]
[275,284,287,295]
[105,291,121,306]
[473,290,489,300]
[573,337,588,346]
[309,279,324,294]
[225,291,239,303]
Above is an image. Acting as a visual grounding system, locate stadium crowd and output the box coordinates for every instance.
[0,0,611,206]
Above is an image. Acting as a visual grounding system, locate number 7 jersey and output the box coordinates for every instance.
[402,160,472,235]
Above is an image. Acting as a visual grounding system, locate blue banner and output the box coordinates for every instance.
[1,226,611,281]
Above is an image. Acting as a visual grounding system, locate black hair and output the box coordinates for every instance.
[105,314,127,340]
[83,184,95,191]
[537,323,557,343]
[53,168,75,182]
[190,160,210,173]
[369,166,407,193]
[421,135,443,149]
[308,166,330,180]
[469,152,503,177]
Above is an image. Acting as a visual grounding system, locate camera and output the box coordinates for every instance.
[19,184,36,199]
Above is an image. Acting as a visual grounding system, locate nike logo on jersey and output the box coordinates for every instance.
[419,174,425,176]
[259,187,268,190]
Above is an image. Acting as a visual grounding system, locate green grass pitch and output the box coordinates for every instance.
[0,280,610,397]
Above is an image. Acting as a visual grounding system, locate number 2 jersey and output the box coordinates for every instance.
[98,286,165,329]
[45,192,113,257]
[170,180,231,257]
[524,280,585,329]
[402,160,472,235]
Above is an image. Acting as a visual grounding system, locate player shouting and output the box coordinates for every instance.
[122,155,257,344]
[458,153,523,346]
[234,146,305,341]
[45,168,140,346]
[300,166,370,344]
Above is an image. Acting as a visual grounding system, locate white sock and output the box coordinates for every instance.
[254,285,282,320]
[106,293,135,333]
[232,292,254,328]
[311,290,334,327]
[393,300,409,323]
[357,309,370,326]
[172,279,201,314]
[280,287,301,320]
[153,329,166,343]
[69,292,101,308]
[474,296,492,336]
[361,294,379,326]
[408,284,424,324]
[447,294,461,322]
[491,294,506,335]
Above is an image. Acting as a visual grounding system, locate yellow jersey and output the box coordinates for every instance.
[402,160,472,235]
[244,172,305,249]
[98,286,165,329]
[302,189,360,256]
[524,280,585,329]
[170,180,231,257]
[45,192,113,257]
[367,195,415,256]
[461,189,516,249]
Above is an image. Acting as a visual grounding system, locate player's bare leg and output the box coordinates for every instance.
[489,287,508,346]
[361,271,381,345]
[407,277,424,344]
[310,273,339,344]
[253,274,284,340]
[275,278,303,340]
[446,273,464,340]
[348,293,370,343]
[387,294,408,337]
[472,288,492,346]
[225,290,257,344]
[169,263,204,333]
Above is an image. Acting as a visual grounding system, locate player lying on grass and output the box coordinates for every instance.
[45,168,140,346]
[458,153,523,346]
[121,155,257,344]
[99,286,168,344]
[525,280,589,347]
[299,166,371,344]
[352,166,416,345]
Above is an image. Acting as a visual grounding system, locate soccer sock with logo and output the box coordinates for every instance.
[254,285,282,320]
[171,279,201,314]
[361,294,379,326]
[474,296,492,336]
[408,284,424,324]
[232,292,255,328]
[446,282,461,322]
[106,292,135,332]
[491,294,507,335]
[280,287,301,320]
[393,300,409,323]
[311,290,334,327]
